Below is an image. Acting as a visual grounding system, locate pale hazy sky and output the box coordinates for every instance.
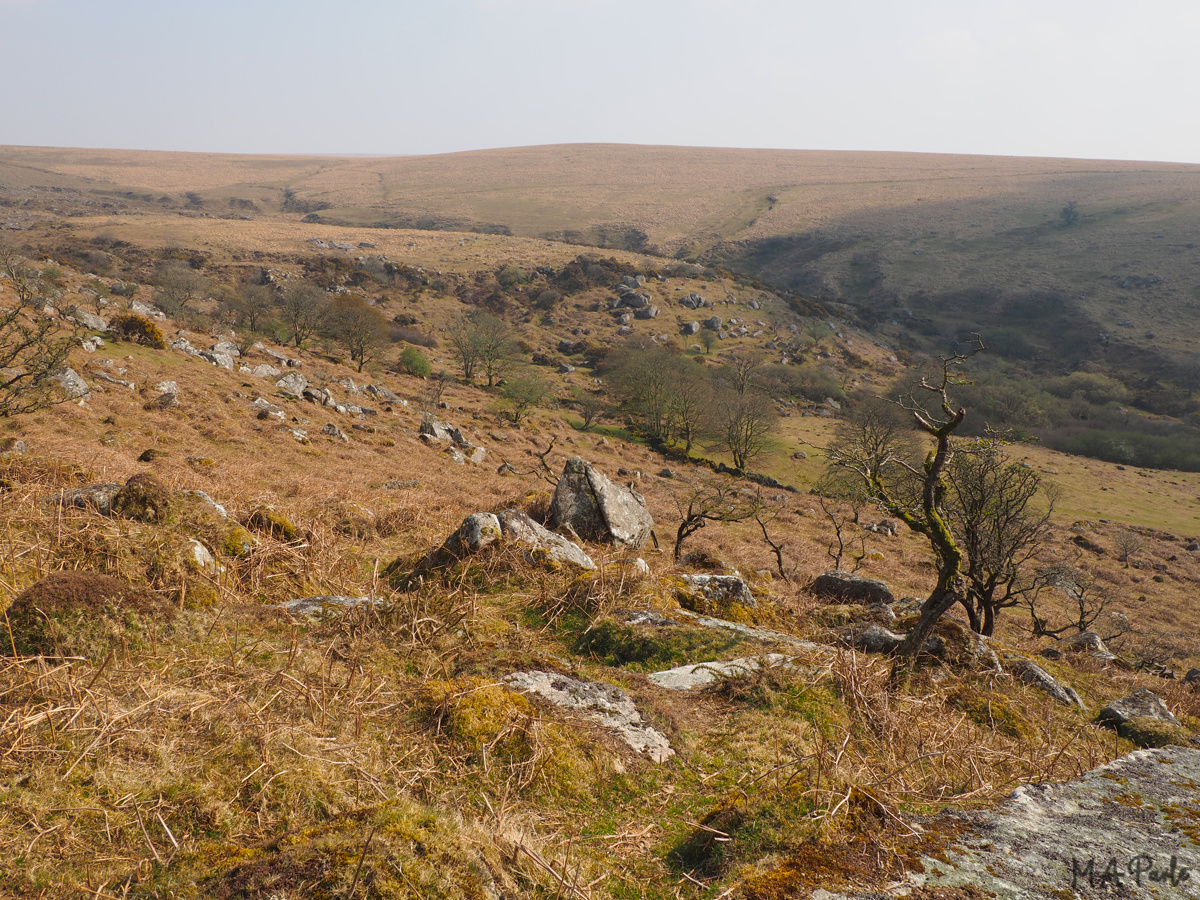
[2,0,1198,163]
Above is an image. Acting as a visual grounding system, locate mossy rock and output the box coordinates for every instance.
[3,571,172,658]
[1117,716,1197,749]
[575,617,744,671]
[166,800,514,900]
[810,603,873,628]
[420,677,538,756]
[246,506,300,541]
[948,685,1037,741]
[111,472,173,523]
[221,525,254,558]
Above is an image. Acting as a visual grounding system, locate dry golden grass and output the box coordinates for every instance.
[0,217,1198,898]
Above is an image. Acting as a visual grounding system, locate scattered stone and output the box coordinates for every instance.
[199,350,235,370]
[321,423,349,442]
[211,340,240,357]
[70,308,108,331]
[56,483,123,515]
[278,595,386,617]
[649,654,800,691]
[809,570,894,606]
[182,489,228,518]
[839,623,904,654]
[430,509,596,571]
[52,367,90,399]
[548,456,654,548]
[186,539,222,576]
[250,364,281,379]
[1097,688,1179,730]
[275,373,309,397]
[251,397,285,421]
[92,372,136,391]
[153,381,179,394]
[137,448,165,462]
[1006,656,1085,708]
[674,609,825,651]
[1060,631,1122,664]
[503,671,674,763]
[0,438,27,458]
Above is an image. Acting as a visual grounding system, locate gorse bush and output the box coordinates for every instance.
[107,313,167,349]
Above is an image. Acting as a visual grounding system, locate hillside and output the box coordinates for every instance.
[0,218,1198,898]
[5,143,1200,470]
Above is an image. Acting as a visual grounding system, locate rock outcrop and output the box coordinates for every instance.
[432,509,596,572]
[503,671,673,763]
[547,456,653,548]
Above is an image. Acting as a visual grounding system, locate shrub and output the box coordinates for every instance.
[108,313,167,349]
[395,345,432,378]
[111,472,172,523]
[4,571,170,658]
[247,506,300,541]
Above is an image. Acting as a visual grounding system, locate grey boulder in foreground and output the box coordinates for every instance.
[831,747,1200,899]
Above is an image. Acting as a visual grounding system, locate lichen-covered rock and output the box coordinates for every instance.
[649,654,800,691]
[547,456,653,548]
[809,570,894,606]
[674,573,757,614]
[52,367,90,399]
[1097,688,1179,729]
[275,372,308,397]
[57,482,123,515]
[433,509,595,571]
[827,747,1200,899]
[838,623,904,654]
[503,670,673,762]
[1006,656,1085,708]
[1060,630,1123,664]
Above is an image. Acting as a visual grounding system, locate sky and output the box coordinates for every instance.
[2,0,1198,163]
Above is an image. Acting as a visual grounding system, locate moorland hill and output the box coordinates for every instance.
[5,143,1200,470]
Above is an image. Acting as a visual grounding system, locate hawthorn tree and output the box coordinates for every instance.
[826,341,986,664]
[0,244,79,416]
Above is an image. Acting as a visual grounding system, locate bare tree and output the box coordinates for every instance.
[446,310,514,386]
[944,438,1057,635]
[1026,561,1125,640]
[326,295,389,372]
[277,280,330,348]
[1112,530,1146,569]
[826,341,985,666]
[0,244,80,416]
[152,260,208,315]
[500,373,553,425]
[671,477,761,561]
[708,388,777,471]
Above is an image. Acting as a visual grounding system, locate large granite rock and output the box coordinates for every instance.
[809,570,895,606]
[825,747,1200,899]
[1006,656,1085,708]
[1098,688,1179,729]
[674,573,757,612]
[436,509,595,571]
[547,456,653,548]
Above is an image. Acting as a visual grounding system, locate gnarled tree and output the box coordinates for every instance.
[826,342,983,664]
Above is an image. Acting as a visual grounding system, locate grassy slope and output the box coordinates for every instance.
[0,223,1198,897]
